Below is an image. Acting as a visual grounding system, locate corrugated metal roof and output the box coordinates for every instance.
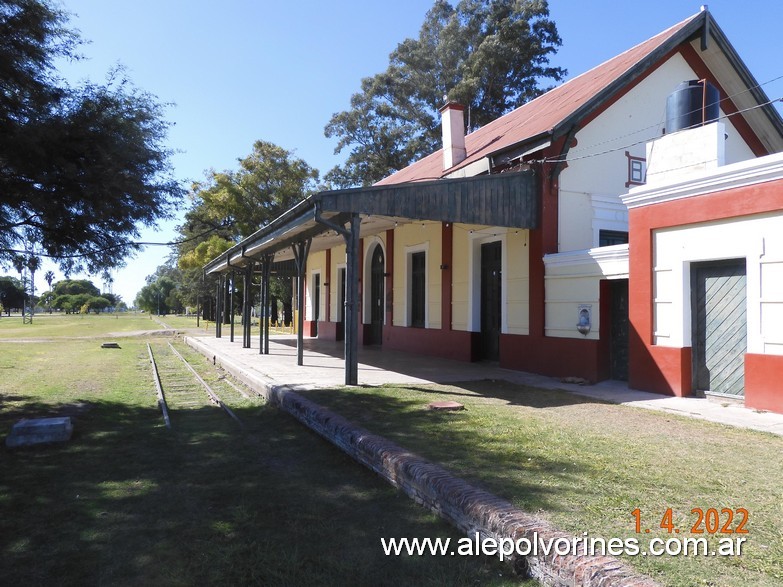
[375,11,704,186]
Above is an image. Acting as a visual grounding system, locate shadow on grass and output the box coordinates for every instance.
[301,382,597,515]
[389,379,605,408]
[0,397,517,586]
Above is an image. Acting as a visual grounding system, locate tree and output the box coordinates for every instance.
[173,140,318,313]
[52,278,100,297]
[324,0,565,187]
[182,140,318,242]
[0,0,183,273]
[43,269,54,311]
[0,276,25,315]
[101,292,121,310]
[37,289,54,311]
[135,263,184,315]
[86,295,111,314]
[178,234,234,272]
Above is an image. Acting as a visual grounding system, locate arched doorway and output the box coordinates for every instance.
[369,244,384,345]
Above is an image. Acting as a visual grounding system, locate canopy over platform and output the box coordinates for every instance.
[203,170,537,275]
[202,169,537,387]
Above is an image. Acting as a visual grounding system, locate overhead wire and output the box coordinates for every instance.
[553,73,783,161]
[535,95,783,166]
[0,225,224,260]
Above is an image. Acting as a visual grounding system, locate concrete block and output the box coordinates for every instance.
[5,417,73,448]
[427,400,465,411]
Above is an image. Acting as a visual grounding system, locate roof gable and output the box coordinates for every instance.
[376,10,783,186]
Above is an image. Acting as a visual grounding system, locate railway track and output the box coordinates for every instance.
[146,341,259,429]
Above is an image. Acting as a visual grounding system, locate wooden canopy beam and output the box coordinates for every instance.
[318,171,537,229]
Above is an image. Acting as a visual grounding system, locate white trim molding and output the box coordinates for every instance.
[544,244,629,278]
[622,151,783,209]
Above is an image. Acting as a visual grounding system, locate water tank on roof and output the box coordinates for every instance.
[665,80,720,133]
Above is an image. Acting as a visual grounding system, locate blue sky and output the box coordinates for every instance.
[43,0,783,303]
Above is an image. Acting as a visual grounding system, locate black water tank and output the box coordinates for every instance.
[665,80,720,133]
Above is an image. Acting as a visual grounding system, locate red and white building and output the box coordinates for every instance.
[623,124,783,413]
[205,8,783,412]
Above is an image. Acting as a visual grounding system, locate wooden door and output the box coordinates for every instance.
[610,279,629,381]
[691,260,747,396]
[369,245,384,345]
[480,241,502,360]
[312,273,320,337]
[337,267,346,340]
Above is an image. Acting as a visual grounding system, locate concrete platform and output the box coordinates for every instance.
[186,334,783,437]
[5,417,73,448]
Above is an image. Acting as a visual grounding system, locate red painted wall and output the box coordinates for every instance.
[628,177,783,406]
[500,333,602,381]
[745,354,783,413]
[302,320,317,338]
[384,325,477,362]
[318,320,343,341]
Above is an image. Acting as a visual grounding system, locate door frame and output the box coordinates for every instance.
[690,258,747,397]
[364,240,386,345]
[310,270,321,337]
[467,230,507,333]
[479,239,503,360]
[609,278,629,381]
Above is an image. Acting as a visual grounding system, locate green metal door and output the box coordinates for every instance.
[691,260,747,396]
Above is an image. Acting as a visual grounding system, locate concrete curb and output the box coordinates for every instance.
[185,336,659,587]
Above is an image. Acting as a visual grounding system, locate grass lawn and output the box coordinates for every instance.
[0,312,162,338]
[0,317,520,586]
[298,381,783,587]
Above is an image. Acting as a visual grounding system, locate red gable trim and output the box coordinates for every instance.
[376,12,705,186]
[679,43,769,157]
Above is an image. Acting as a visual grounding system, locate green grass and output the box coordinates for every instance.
[0,312,162,338]
[298,381,783,587]
[0,318,521,586]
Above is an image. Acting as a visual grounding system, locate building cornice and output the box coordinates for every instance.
[544,245,629,278]
[622,152,783,209]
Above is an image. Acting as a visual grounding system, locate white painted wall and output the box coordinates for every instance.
[646,122,725,185]
[550,52,760,342]
[559,53,755,254]
[543,245,629,340]
[653,212,783,355]
[305,250,326,322]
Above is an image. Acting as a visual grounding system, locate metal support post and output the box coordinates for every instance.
[215,275,223,338]
[263,256,272,355]
[313,204,361,385]
[343,214,361,385]
[292,239,312,366]
[229,270,235,342]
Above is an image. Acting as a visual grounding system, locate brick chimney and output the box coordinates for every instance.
[439,101,466,170]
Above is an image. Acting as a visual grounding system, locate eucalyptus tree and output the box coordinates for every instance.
[324,0,565,187]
